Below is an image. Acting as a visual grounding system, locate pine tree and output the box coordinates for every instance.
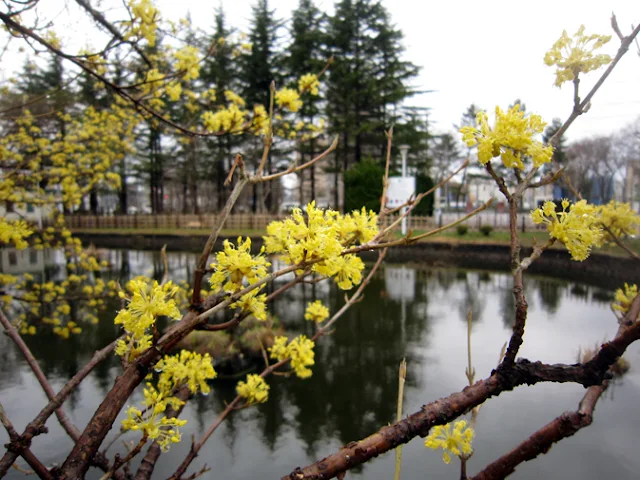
[326,0,420,208]
[240,0,281,212]
[285,0,327,204]
[200,6,245,211]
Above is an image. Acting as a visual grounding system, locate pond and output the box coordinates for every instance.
[1,249,640,479]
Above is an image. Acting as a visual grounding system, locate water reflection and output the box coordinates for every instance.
[1,250,640,480]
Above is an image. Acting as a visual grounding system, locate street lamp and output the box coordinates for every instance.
[398,145,410,235]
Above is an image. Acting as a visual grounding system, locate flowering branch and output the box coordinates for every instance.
[469,383,606,480]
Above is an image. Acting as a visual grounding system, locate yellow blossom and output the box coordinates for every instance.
[531,199,603,261]
[596,201,640,244]
[201,104,247,133]
[174,46,200,80]
[209,237,270,293]
[230,288,268,321]
[155,350,217,396]
[114,278,181,360]
[425,420,474,464]
[121,384,187,451]
[460,104,554,169]
[613,283,638,315]
[236,374,269,404]
[0,219,32,249]
[304,300,329,323]
[224,90,246,107]
[275,88,303,112]
[298,73,320,95]
[544,25,612,87]
[165,82,182,101]
[269,335,315,379]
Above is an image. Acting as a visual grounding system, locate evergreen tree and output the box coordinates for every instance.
[200,6,246,210]
[326,0,420,208]
[240,0,281,109]
[284,0,327,204]
[240,0,281,212]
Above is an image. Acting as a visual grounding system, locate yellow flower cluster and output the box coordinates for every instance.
[114,278,182,361]
[0,219,32,249]
[264,202,376,290]
[224,90,246,107]
[544,25,612,87]
[236,374,270,404]
[209,237,271,293]
[155,350,217,395]
[165,82,182,101]
[425,420,474,465]
[122,384,187,451]
[126,0,159,46]
[298,73,320,95]
[460,104,554,169]
[531,199,603,261]
[230,289,268,321]
[174,46,200,81]
[0,107,135,210]
[121,349,216,450]
[201,104,247,133]
[269,335,315,379]
[613,283,638,315]
[251,105,270,136]
[596,201,640,243]
[275,88,303,112]
[1,255,117,337]
[304,300,329,323]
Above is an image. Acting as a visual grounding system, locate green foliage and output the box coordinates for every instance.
[414,173,434,216]
[343,160,385,212]
[456,225,469,236]
[543,118,567,165]
[480,225,493,236]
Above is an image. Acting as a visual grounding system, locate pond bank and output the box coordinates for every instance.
[74,231,640,290]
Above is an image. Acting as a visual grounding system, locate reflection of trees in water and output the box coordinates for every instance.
[591,288,614,305]
[535,278,564,315]
[500,279,536,327]
[278,275,431,458]
[457,273,486,324]
[435,269,458,292]
[0,334,21,387]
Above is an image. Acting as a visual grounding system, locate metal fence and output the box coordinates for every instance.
[65,211,544,232]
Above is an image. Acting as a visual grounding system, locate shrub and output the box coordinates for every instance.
[456,225,468,236]
[480,225,493,236]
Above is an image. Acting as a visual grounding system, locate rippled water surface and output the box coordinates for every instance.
[2,249,639,479]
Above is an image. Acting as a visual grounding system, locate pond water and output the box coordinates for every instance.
[2,249,640,479]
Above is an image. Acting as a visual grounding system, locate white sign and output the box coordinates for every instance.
[386,176,416,208]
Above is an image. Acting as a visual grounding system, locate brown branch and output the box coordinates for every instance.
[379,128,393,216]
[469,383,606,480]
[601,224,640,260]
[73,0,152,67]
[280,365,569,480]
[0,309,80,440]
[0,401,53,480]
[255,136,339,183]
[191,175,249,305]
[548,21,640,148]
[0,12,227,138]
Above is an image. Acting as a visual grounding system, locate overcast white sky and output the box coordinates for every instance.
[4,0,639,143]
[158,0,640,142]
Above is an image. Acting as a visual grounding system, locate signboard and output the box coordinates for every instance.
[386,176,416,208]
